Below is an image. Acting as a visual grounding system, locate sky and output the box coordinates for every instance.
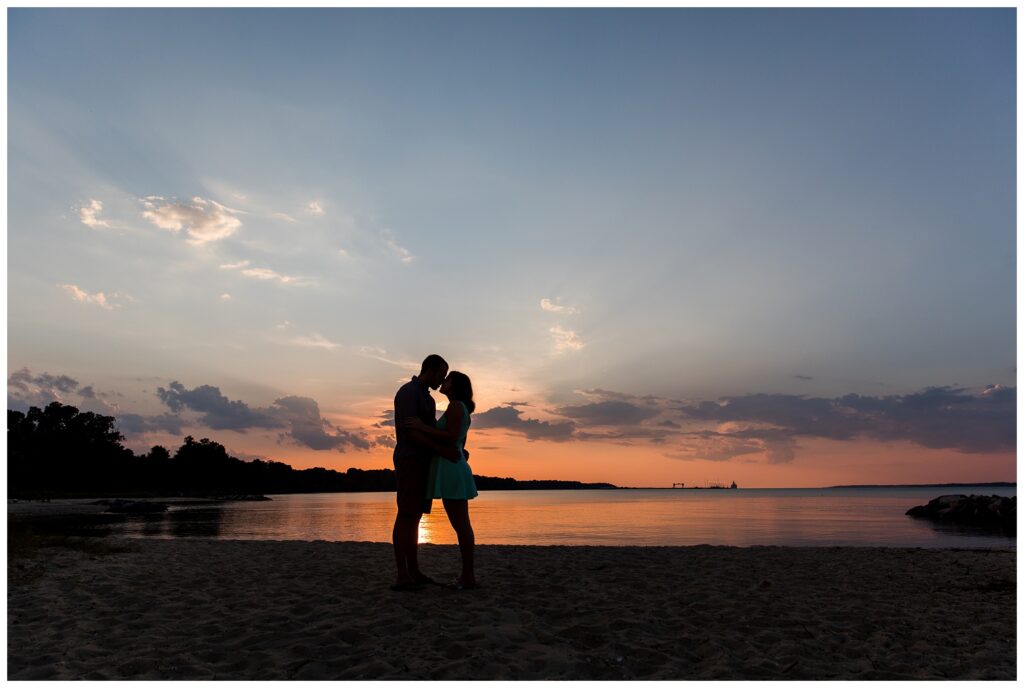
[6,8,1016,487]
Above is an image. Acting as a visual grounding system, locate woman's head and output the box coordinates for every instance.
[441,371,475,413]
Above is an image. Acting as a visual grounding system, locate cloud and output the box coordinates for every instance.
[220,260,304,285]
[156,381,284,431]
[540,298,579,315]
[7,368,123,417]
[242,267,302,284]
[8,368,80,410]
[8,368,79,395]
[307,201,325,217]
[58,284,116,310]
[674,386,1016,459]
[670,431,782,463]
[272,212,297,223]
[220,293,232,301]
[544,390,683,444]
[550,325,584,352]
[473,405,576,442]
[382,230,414,264]
[357,346,417,368]
[793,374,814,381]
[469,384,1015,461]
[575,388,667,403]
[270,396,371,451]
[288,333,340,350]
[116,412,187,436]
[154,381,371,452]
[78,199,110,229]
[141,196,241,244]
[555,400,661,425]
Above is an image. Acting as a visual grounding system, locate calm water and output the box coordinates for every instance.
[114,486,1016,548]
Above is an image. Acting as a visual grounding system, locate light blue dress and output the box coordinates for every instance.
[426,401,477,501]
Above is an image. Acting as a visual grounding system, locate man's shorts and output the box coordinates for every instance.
[394,456,431,517]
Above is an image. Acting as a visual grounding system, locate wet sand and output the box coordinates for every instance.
[7,539,1015,679]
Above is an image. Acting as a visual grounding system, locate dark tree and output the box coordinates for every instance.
[8,402,136,494]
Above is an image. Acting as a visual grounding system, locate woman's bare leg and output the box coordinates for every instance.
[442,498,475,586]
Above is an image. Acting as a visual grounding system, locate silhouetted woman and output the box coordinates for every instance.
[403,370,478,589]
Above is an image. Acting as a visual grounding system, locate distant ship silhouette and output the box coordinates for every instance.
[672,481,739,489]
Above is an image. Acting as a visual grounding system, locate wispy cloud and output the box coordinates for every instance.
[272,212,297,223]
[78,199,111,229]
[220,293,232,301]
[540,298,579,315]
[382,230,414,264]
[307,201,325,217]
[58,284,116,310]
[220,260,305,285]
[140,196,242,244]
[357,346,417,368]
[240,267,303,284]
[289,333,340,350]
[550,325,584,352]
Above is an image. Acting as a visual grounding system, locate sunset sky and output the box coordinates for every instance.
[7,9,1016,487]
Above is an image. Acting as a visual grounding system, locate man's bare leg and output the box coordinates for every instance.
[392,514,419,585]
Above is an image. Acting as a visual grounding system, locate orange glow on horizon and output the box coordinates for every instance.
[255,430,1016,489]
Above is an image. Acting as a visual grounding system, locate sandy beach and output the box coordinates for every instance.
[7,536,1015,679]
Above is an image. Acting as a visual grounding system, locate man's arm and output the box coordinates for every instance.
[409,404,463,444]
[409,429,460,461]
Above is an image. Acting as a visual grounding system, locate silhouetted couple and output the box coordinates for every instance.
[391,354,478,591]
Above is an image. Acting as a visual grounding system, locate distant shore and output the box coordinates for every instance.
[617,482,1016,490]
[8,538,1014,679]
[825,482,1016,489]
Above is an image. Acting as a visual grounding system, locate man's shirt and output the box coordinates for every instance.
[393,376,437,462]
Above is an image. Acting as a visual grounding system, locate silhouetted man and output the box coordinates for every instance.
[391,354,454,590]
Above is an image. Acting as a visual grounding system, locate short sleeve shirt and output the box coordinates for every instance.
[393,376,437,462]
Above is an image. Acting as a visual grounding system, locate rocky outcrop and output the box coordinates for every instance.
[906,494,1016,535]
[96,499,169,514]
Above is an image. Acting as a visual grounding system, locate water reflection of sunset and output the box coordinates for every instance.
[417,513,435,545]
[418,508,457,545]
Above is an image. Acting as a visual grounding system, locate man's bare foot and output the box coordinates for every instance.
[453,577,478,590]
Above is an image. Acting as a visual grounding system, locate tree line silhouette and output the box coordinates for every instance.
[8,402,616,498]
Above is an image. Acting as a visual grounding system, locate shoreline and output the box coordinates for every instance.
[8,537,1015,679]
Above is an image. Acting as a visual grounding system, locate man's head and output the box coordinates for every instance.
[419,354,449,390]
